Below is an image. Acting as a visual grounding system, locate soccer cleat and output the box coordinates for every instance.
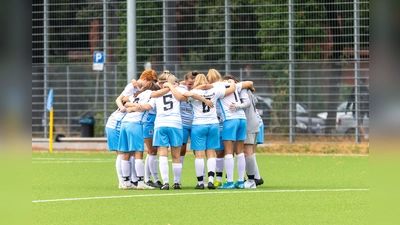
[195,183,205,189]
[255,178,264,186]
[118,183,123,189]
[218,181,235,189]
[207,182,216,189]
[137,182,155,190]
[121,182,136,190]
[173,183,182,189]
[235,181,245,189]
[244,180,256,189]
[153,180,163,188]
[146,180,155,187]
[160,183,169,190]
[214,180,223,187]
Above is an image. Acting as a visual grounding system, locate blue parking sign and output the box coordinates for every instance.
[93,51,104,63]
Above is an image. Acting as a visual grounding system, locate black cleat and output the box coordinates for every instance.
[195,183,205,189]
[255,178,264,186]
[160,183,169,190]
[207,182,216,189]
[146,180,155,187]
[173,183,182,189]
[154,180,163,188]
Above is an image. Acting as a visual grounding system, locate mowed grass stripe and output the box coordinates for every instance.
[33,188,369,203]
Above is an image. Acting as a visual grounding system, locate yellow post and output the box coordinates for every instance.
[49,107,54,152]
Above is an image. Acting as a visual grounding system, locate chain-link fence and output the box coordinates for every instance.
[32,0,369,142]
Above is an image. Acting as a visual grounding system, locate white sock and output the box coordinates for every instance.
[225,154,234,182]
[135,159,145,181]
[180,156,185,165]
[216,157,224,182]
[116,154,123,183]
[129,156,138,182]
[195,158,205,184]
[207,157,216,183]
[121,160,130,185]
[144,154,151,182]
[153,158,159,182]
[254,154,261,179]
[236,153,245,182]
[245,154,256,180]
[172,163,183,184]
[159,156,169,184]
[147,155,156,181]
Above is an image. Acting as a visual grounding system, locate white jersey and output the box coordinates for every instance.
[148,87,187,129]
[213,82,246,121]
[123,90,153,123]
[179,85,193,127]
[105,109,126,129]
[190,87,225,125]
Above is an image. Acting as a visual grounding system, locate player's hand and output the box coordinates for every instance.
[229,102,242,112]
[119,106,126,113]
[163,82,173,88]
[204,100,214,108]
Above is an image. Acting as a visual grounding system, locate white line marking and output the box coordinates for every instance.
[32,188,369,203]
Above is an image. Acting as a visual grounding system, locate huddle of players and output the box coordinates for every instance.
[105,68,265,190]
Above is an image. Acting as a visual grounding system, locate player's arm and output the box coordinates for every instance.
[185,92,214,108]
[163,82,187,101]
[115,95,127,113]
[241,81,255,92]
[126,103,152,112]
[150,87,170,98]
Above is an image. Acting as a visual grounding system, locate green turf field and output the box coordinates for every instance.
[32,152,368,225]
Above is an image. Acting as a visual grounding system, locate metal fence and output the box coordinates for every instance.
[32,0,369,142]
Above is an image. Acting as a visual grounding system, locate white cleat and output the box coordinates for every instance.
[244,180,257,189]
[137,182,155,190]
[121,182,137,190]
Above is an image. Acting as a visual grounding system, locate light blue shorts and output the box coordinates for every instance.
[182,125,191,144]
[118,122,144,152]
[153,127,183,148]
[143,114,156,139]
[257,124,264,144]
[105,127,120,151]
[190,124,220,150]
[221,119,247,141]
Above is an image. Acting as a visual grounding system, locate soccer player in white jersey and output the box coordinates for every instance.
[128,74,213,190]
[136,69,163,188]
[189,74,236,189]
[226,75,259,188]
[118,82,162,190]
[107,79,140,189]
[207,69,254,189]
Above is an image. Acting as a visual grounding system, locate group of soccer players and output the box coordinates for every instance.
[105,68,265,190]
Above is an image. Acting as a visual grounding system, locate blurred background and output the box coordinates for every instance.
[32,0,369,143]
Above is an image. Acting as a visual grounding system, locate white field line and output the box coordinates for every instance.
[32,188,369,203]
